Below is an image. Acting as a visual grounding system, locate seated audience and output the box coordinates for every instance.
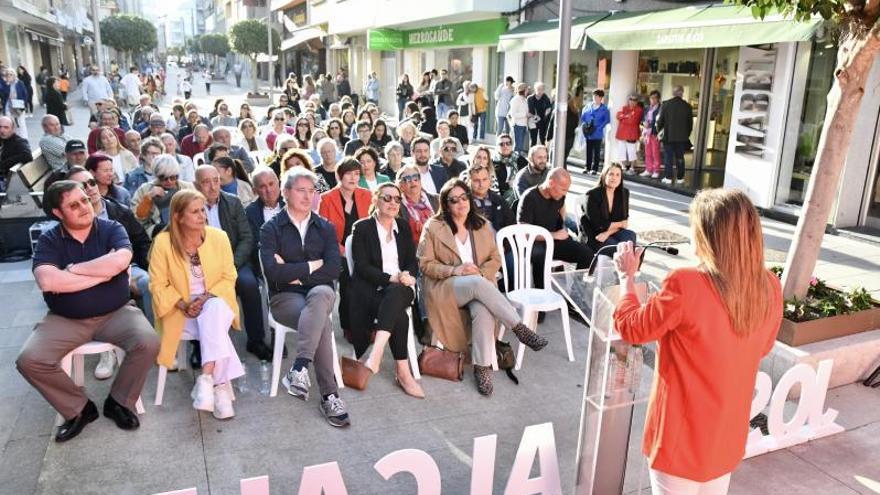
[429,120,464,159]
[447,111,470,148]
[397,164,438,248]
[581,163,636,254]
[149,190,244,419]
[212,127,255,173]
[85,153,132,207]
[349,183,424,398]
[17,180,159,442]
[315,137,341,189]
[411,137,447,194]
[380,141,405,178]
[95,126,137,184]
[263,109,294,151]
[430,137,467,180]
[514,144,550,198]
[0,116,33,177]
[492,133,528,205]
[39,115,70,171]
[467,148,514,233]
[355,147,390,191]
[159,133,196,183]
[418,179,547,396]
[236,118,268,153]
[63,140,88,170]
[245,168,285,270]
[86,111,126,154]
[132,155,195,236]
[343,120,376,156]
[211,156,256,207]
[181,124,212,159]
[260,168,350,427]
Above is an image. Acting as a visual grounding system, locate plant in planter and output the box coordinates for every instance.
[770,266,879,346]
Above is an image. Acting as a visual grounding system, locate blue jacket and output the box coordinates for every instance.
[580,103,610,141]
[124,166,152,195]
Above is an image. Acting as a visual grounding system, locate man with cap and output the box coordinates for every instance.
[63,140,88,169]
[140,114,167,140]
[39,115,71,172]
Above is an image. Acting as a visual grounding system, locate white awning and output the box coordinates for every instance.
[280,26,325,52]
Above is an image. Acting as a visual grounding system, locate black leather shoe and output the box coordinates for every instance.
[246,341,273,361]
[189,341,202,369]
[103,395,139,430]
[55,400,99,443]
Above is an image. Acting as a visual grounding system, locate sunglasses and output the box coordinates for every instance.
[380,194,402,204]
[499,141,512,147]
[274,118,286,122]
[399,174,420,184]
[443,147,456,152]
[158,174,179,182]
[79,178,98,188]
[447,193,470,204]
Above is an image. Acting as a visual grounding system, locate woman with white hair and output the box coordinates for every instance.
[159,132,196,182]
[132,153,196,236]
[396,121,418,157]
[380,141,405,178]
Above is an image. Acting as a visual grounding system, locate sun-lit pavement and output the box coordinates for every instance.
[2,68,879,494]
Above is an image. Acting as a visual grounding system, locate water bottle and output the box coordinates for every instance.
[259,360,271,396]
[626,345,643,395]
[237,362,250,394]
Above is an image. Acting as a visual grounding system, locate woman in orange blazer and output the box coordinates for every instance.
[318,157,372,334]
[612,189,782,494]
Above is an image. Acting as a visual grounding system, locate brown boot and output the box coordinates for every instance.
[473,365,494,396]
[511,322,548,351]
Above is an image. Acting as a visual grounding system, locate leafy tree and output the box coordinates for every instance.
[199,33,229,72]
[732,0,880,299]
[229,19,281,94]
[100,15,158,64]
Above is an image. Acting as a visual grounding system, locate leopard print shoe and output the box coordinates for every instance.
[511,322,548,351]
[473,365,494,396]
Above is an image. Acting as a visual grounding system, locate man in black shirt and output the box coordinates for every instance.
[527,82,552,146]
[430,137,466,180]
[0,116,33,178]
[17,181,159,442]
[448,111,469,147]
[517,168,592,288]
[492,133,529,206]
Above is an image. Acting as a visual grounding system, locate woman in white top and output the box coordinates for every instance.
[418,179,547,396]
[507,82,530,153]
[235,118,269,154]
[97,126,138,184]
[429,120,464,159]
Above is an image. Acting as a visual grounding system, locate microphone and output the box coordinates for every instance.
[587,242,680,276]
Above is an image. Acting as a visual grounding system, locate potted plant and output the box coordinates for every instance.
[771,266,879,346]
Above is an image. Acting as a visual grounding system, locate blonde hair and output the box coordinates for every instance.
[168,189,207,260]
[690,189,771,336]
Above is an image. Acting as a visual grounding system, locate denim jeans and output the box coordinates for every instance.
[513,125,529,153]
[497,117,510,135]
[597,229,638,256]
[472,112,487,140]
[130,265,153,326]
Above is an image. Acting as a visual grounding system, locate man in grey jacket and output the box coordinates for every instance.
[655,85,694,185]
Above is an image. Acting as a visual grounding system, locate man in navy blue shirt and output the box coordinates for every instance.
[260,167,349,428]
[16,181,159,443]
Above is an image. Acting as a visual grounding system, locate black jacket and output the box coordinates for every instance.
[217,192,254,269]
[581,186,630,252]
[656,96,693,143]
[527,93,553,128]
[105,198,151,269]
[45,88,68,126]
[450,124,469,147]
[0,134,33,175]
[245,196,285,272]
[430,158,465,182]
[475,190,515,233]
[350,216,417,290]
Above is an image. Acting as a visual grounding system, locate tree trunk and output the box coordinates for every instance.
[251,56,259,95]
[781,27,880,299]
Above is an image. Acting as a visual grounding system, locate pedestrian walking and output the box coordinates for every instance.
[204,68,213,95]
[44,77,69,127]
[36,66,49,106]
[17,66,34,114]
[396,74,413,119]
[527,82,552,146]
[180,78,192,100]
[494,76,514,135]
[580,89,611,175]
[615,94,644,175]
[508,83,529,154]
[656,85,694,185]
[233,62,243,88]
[641,90,662,179]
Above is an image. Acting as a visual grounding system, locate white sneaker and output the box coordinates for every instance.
[625,168,636,175]
[639,170,651,177]
[661,178,673,185]
[651,173,660,179]
[94,351,116,380]
[191,374,215,412]
[213,383,235,420]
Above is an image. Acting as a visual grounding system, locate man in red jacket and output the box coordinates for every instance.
[615,94,644,175]
[180,124,213,159]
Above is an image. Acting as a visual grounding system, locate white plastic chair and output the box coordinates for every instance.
[344,236,421,379]
[496,224,574,370]
[154,334,196,406]
[193,152,206,167]
[57,342,145,425]
[259,257,344,397]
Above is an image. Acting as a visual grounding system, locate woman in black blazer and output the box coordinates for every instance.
[349,182,424,398]
[44,77,69,126]
[580,163,637,254]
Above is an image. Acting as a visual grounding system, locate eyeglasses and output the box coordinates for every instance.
[380,194,402,204]
[443,147,456,153]
[446,193,470,204]
[158,174,179,182]
[399,174,420,184]
[65,197,92,211]
[499,141,512,147]
[79,178,98,188]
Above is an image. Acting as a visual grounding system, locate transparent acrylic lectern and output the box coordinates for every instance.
[551,259,658,495]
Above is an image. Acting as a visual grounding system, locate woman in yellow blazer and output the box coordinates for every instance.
[418,179,547,396]
[149,189,243,420]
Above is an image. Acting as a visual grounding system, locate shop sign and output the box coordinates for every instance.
[655,29,705,47]
[367,18,507,50]
[733,45,777,158]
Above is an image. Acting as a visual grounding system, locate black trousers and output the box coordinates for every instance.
[530,238,593,289]
[350,284,414,360]
[586,139,603,172]
[235,264,265,345]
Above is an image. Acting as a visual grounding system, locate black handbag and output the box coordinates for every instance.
[582,121,595,137]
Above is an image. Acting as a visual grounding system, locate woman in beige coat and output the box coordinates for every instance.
[418,179,547,395]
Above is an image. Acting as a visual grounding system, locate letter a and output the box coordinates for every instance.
[297,462,348,495]
[374,449,441,495]
[503,423,562,495]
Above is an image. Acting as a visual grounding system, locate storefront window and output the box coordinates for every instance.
[787,40,836,205]
[637,48,704,187]
[442,47,473,94]
[700,46,739,187]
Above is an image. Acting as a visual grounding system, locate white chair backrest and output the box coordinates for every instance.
[344,235,354,275]
[193,152,206,167]
[496,224,554,292]
[249,150,268,166]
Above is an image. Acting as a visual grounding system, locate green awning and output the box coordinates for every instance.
[497,14,608,52]
[581,4,822,51]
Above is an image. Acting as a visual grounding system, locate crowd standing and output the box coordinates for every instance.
[12,60,737,474]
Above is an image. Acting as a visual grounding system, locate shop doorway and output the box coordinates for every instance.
[697,46,738,188]
[866,158,880,229]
